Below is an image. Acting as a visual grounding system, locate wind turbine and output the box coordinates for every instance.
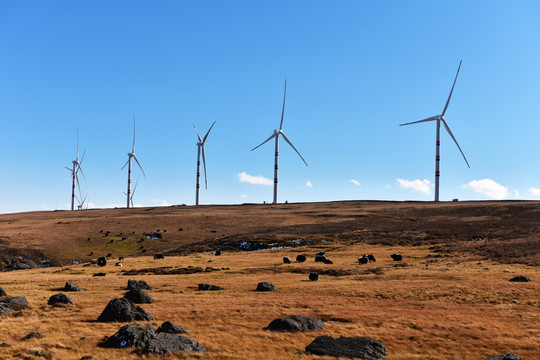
[400,60,470,202]
[121,116,146,208]
[193,121,216,206]
[251,79,308,204]
[123,179,138,208]
[76,191,88,210]
[65,129,85,211]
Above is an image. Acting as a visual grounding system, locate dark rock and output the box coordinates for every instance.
[127,279,152,291]
[198,283,223,291]
[391,254,403,261]
[27,349,50,358]
[93,272,106,277]
[157,321,189,334]
[97,298,154,322]
[215,250,221,256]
[48,293,74,306]
[367,254,376,262]
[63,282,85,292]
[21,330,45,341]
[309,272,319,281]
[0,296,29,310]
[315,255,327,263]
[266,315,324,332]
[0,287,7,296]
[97,257,107,266]
[153,253,164,260]
[7,257,37,271]
[144,333,205,354]
[81,355,92,360]
[358,256,369,265]
[102,323,155,348]
[283,256,291,264]
[123,288,155,304]
[296,255,307,263]
[509,276,531,282]
[485,354,520,360]
[256,282,277,292]
[306,336,388,359]
[0,304,14,315]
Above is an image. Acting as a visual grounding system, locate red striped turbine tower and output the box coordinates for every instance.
[400,60,470,201]
[252,79,308,204]
[193,121,216,206]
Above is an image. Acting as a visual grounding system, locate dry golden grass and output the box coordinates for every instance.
[0,243,537,359]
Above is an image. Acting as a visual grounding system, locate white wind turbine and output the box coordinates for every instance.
[76,190,88,210]
[123,179,138,208]
[193,121,216,206]
[121,116,146,208]
[251,79,308,204]
[65,129,85,211]
[400,60,470,201]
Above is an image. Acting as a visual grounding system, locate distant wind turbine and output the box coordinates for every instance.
[400,60,470,201]
[65,129,85,211]
[123,179,138,208]
[193,121,216,206]
[76,191,88,210]
[251,79,308,204]
[121,116,146,208]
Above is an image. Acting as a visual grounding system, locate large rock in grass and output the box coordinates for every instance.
[266,315,324,332]
[123,288,155,304]
[256,282,277,292]
[0,304,14,315]
[144,333,205,354]
[63,282,85,292]
[306,336,388,359]
[48,293,74,306]
[127,279,152,291]
[102,324,155,348]
[157,321,189,335]
[509,276,531,282]
[198,283,223,291]
[97,298,154,322]
[0,296,29,310]
[485,354,520,360]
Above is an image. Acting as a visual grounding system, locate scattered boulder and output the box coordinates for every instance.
[127,279,152,291]
[0,296,29,310]
[306,336,388,359]
[62,282,85,292]
[97,257,107,266]
[21,330,45,341]
[157,321,189,335]
[0,304,14,315]
[93,272,106,277]
[153,253,164,260]
[296,255,307,263]
[97,298,154,322]
[358,256,369,265]
[266,315,325,332]
[102,323,155,348]
[283,256,291,264]
[198,283,223,291]
[123,288,155,304]
[309,272,319,281]
[144,333,205,354]
[0,287,7,296]
[391,254,403,261]
[256,282,277,292]
[7,257,37,271]
[509,276,531,282]
[485,354,520,360]
[48,293,74,306]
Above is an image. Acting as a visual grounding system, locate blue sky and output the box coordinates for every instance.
[1,1,539,213]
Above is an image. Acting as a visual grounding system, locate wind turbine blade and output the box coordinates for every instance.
[75,173,81,191]
[132,115,136,153]
[281,132,308,166]
[400,116,440,126]
[132,179,139,196]
[202,145,208,189]
[132,154,147,179]
[82,194,87,206]
[251,133,277,151]
[121,159,129,171]
[77,165,86,181]
[203,121,216,143]
[76,128,79,161]
[442,60,462,116]
[442,119,470,168]
[65,166,72,172]
[80,149,86,165]
[279,79,287,130]
[193,124,203,142]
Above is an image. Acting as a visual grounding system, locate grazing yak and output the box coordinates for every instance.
[391,254,403,261]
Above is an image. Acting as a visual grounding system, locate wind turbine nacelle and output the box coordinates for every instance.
[274,129,282,135]
[197,142,203,146]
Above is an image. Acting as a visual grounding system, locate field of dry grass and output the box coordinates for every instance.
[0,242,538,359]
[0,201,538,359]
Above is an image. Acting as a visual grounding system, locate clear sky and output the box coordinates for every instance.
[1,1,540,213]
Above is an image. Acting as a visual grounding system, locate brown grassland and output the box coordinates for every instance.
[0,201,538,359]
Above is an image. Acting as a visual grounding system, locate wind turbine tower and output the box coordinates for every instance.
[121,116,146,208]
[65,129,85,211]
[400,60,470,201]
[252,79,308,204]
[193,121,216,206]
